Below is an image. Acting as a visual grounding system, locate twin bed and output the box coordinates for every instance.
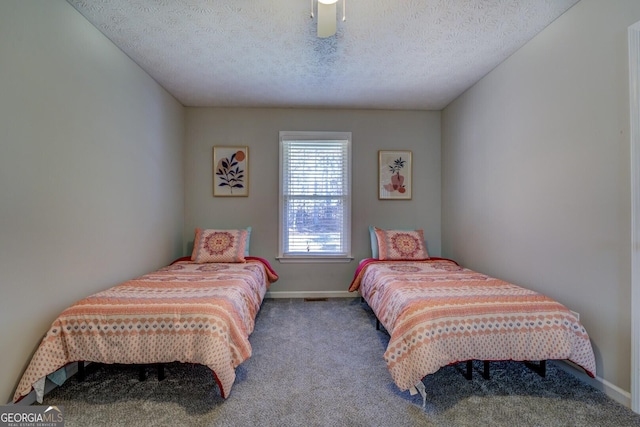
[13,228,278,403]
[348,227,596,397]
[14,226,597,405]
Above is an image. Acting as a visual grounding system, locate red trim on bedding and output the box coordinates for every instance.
[211,368,227,398]
[245,256,279,281]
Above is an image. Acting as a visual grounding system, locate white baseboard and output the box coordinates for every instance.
[551,361,632,409]
[264,290,354,299]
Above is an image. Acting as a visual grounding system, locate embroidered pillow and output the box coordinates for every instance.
[374,228,429,260]
[191,228,248,263]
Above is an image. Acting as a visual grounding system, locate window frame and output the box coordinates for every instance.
[277,131,353,263]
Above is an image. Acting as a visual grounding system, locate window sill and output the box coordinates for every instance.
[276,256,354,264]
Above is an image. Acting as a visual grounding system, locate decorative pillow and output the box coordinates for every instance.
[374,227,429,260]
[369,226,380,258]
[191,228,248,263]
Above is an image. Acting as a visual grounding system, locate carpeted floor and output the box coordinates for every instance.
[42,298,640,426]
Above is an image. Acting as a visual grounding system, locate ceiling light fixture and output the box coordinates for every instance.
[311,0,346,38]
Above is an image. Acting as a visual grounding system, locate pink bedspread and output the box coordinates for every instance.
[349,259,596,391]
[14,258,278,403]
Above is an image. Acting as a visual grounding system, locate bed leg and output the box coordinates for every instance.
[483,361,490,379]
[465,360,473,380]
[77,361,85,382]
[157,364,165,381]
[138,366,147,381]
[524,360,546,377]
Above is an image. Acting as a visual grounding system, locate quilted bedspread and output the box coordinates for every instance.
[348,259,596,392]
[14,258,278,403]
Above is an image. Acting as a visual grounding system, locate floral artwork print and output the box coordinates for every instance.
[383,157,407,194]
[216,150,245,194]
[379,150,412,199]
[213,146,249,196]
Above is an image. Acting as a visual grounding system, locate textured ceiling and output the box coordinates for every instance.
[67,0,580,110]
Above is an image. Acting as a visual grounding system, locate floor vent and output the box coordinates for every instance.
[304,297,328,302]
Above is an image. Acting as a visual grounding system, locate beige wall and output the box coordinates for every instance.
[0,1,185,403]
[442,0,640,393]
[185,108,441,295]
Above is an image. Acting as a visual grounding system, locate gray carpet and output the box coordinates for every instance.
[42,298,640,426]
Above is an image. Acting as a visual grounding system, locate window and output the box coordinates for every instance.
[278,131,352,262]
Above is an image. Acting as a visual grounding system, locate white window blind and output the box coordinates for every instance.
[279,131,352,261]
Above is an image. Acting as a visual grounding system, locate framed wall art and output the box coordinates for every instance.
[213,146,249,197]
[378,150,412,200]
